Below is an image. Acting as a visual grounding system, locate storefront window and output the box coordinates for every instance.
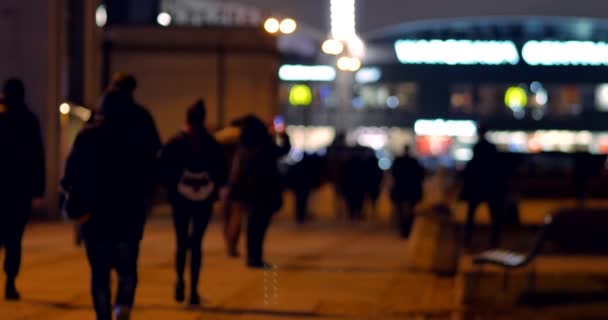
[450,84,473,115]
[547,85,582,117]
[279,83,338,108]
[473,83,586,119]
[354,83,417,110]
[596,84,608,111]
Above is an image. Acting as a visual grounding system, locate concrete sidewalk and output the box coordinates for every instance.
[0,220,456,320]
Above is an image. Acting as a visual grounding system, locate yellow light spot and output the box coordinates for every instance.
[505,87,528,109]
[289,85,313,106]
[60,103,71,115]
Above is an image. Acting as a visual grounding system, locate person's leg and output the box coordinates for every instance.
[246,209,260,266]
[85,241,113,320]
[74,224,84,247]
[171,204,189,302]
[294,189,308,224]
[114,241,140,319]
[189,204,212,305]
[464,199,481,248]
[224,201,243,257]
[4,214,28,301]
[247,208,268,267]
[247,208,273,268]
[488,198,505,248]
[397,201,415,238]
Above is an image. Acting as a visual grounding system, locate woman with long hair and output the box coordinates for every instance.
[160,100,227,305]
[228,116,290,268]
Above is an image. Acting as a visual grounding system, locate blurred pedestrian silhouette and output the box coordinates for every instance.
[462,125,505,248]
[227,115,290,268]
[572,151,598,208]
[61,108,97,247]
[287,153,324,224]
[390,146,425,238]
[62,74,161,320]
[0,78,45,301]
[213,124,243,258]
[160,100,227,306]
[327,133,349,219]
[363,150,384,220]
[342,149,368,221]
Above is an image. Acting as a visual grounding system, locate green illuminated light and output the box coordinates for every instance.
[289,85,313,106]
[505,86,528,109]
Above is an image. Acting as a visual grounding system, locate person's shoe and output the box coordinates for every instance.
[227,248,240,258]
[5,280,20,301]
[114,306,131,320]
[189,292,200,306]
[175,280,185,303]
[247,261,271,269]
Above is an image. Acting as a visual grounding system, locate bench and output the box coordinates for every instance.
[472,208,608,291]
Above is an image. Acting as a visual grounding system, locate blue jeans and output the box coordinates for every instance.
[85,240,140,320]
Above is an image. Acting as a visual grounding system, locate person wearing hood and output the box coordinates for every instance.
[0,78,45,301]
[62,81,160,320]
[159,100,227,306]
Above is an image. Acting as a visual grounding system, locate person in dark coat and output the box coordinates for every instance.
[63,86,161,320]
[228,115,290,268]
[342,150,367,221]
[61,109,97,247]
[287,153,323,224]
[159,100,227,306]
[0,78,45,301]
[462,126,505,248]
[364,150,384,220]
[390,146,425,238]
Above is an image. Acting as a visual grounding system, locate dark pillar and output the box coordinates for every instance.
[68,0,85,104]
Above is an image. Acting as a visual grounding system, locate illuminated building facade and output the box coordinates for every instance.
[280,17,608,165]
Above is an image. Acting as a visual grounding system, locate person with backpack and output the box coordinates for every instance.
[159,100,227,306]
[63,84,161,320]
[0,78,45,301]
[227,115,290,268]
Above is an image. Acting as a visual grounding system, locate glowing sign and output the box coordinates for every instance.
[522,41,608,66]
[414,119,477,137]
[289,85,313,106]
[279,65,336,82]
[355,67,381,84]
[161,0,263,27]
[505,87,528,109]
[394,40,520,65]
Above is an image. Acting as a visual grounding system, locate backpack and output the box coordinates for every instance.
[177,169,215,202]
[171,133,218,204]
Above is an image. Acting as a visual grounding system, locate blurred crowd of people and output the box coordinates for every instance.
[1,74,605,320]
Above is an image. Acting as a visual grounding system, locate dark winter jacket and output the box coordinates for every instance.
[159,130,228,205]
[0,99,45,208]
[391,155,425,203]
[63,91,161,241]
[230,132,291,213]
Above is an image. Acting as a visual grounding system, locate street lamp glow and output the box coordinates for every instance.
[330,0,356,41]
[280,18,297,34]
[347,36,366,58]
[337,56,361,72]
[59,103,71,115]
[95,4,107,28]
[157,12,172,27]
[322,39,344,55]
[264,18,280,34]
